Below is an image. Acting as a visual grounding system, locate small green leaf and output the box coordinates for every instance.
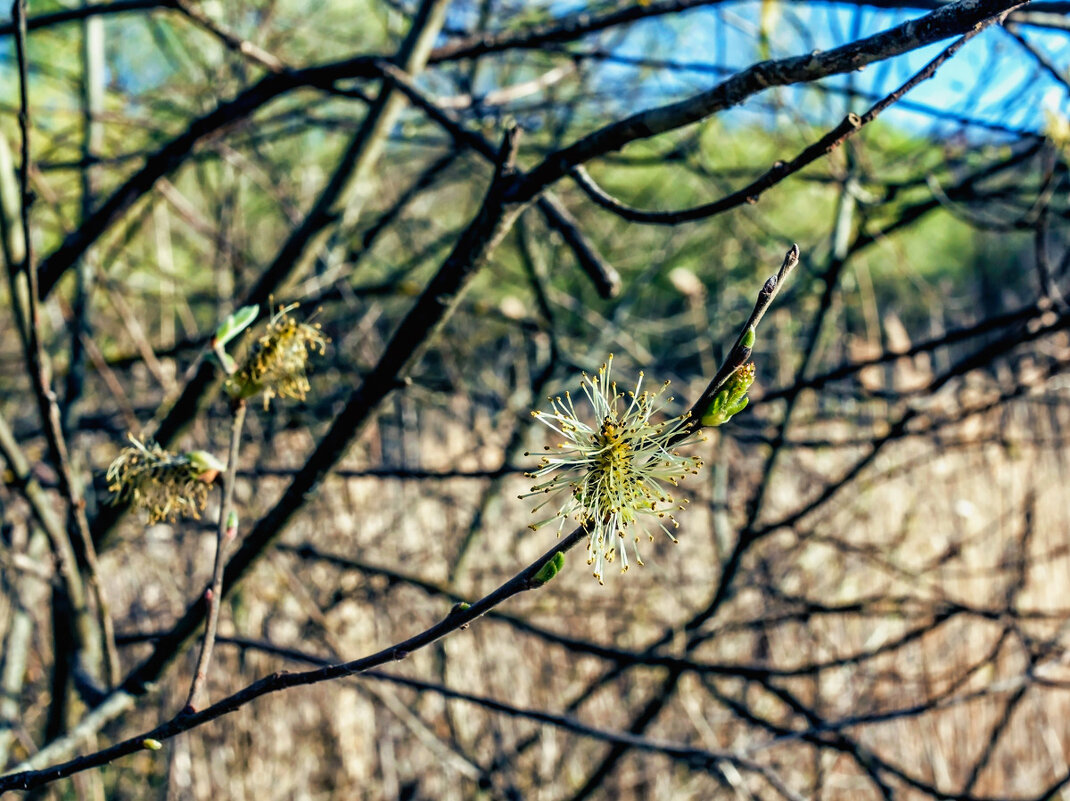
[742,327,755,348]
[214,305,259,348]
[532,551,566,585]
[187,450,225,477]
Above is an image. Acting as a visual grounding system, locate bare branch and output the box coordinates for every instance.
[509,0,1025,202]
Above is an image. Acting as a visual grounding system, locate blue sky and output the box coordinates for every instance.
[4,1,1063,144]
[589,1,1066,141]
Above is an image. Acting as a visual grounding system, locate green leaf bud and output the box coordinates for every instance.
[701,363,756,427]
[214,305,259,348]
[532,551,566,585]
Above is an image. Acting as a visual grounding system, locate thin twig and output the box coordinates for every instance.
[0,1,177,37]
[62,0,104,435]
[214,636,807,801]
[435,63,576,110]
[0,244,800,790]
[35,0,1019,302]
[536,193,621,297]
[183,399,246,713]
[556,9,1027,777]
[682,244,800,433]
[572,119,859,224]
[375,59,622,298]
[0,530,48,768]
[117,125,524,698]
[10,0,120,691]
[570,8,1021,224]
[88,0,452,547]
[173,0,286,73]
[1004,21,1070,91]
[508,0,1024,201]
[0,523,586,791]
[12,0,31,293]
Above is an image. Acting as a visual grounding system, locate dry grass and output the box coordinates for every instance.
[24,359,1060,800]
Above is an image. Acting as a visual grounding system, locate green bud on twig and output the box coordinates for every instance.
[142,739,163,751]
[532,551,566,585]
[701,362,756,428]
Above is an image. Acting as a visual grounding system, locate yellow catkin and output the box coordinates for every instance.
[106,436,214,523]
[228,305,328,410]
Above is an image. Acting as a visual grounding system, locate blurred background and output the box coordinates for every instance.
[1,0,1070,798]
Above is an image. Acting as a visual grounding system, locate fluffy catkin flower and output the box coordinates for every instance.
[521,356,704,584]
[228,303,328,409]
[106,436,221,523]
